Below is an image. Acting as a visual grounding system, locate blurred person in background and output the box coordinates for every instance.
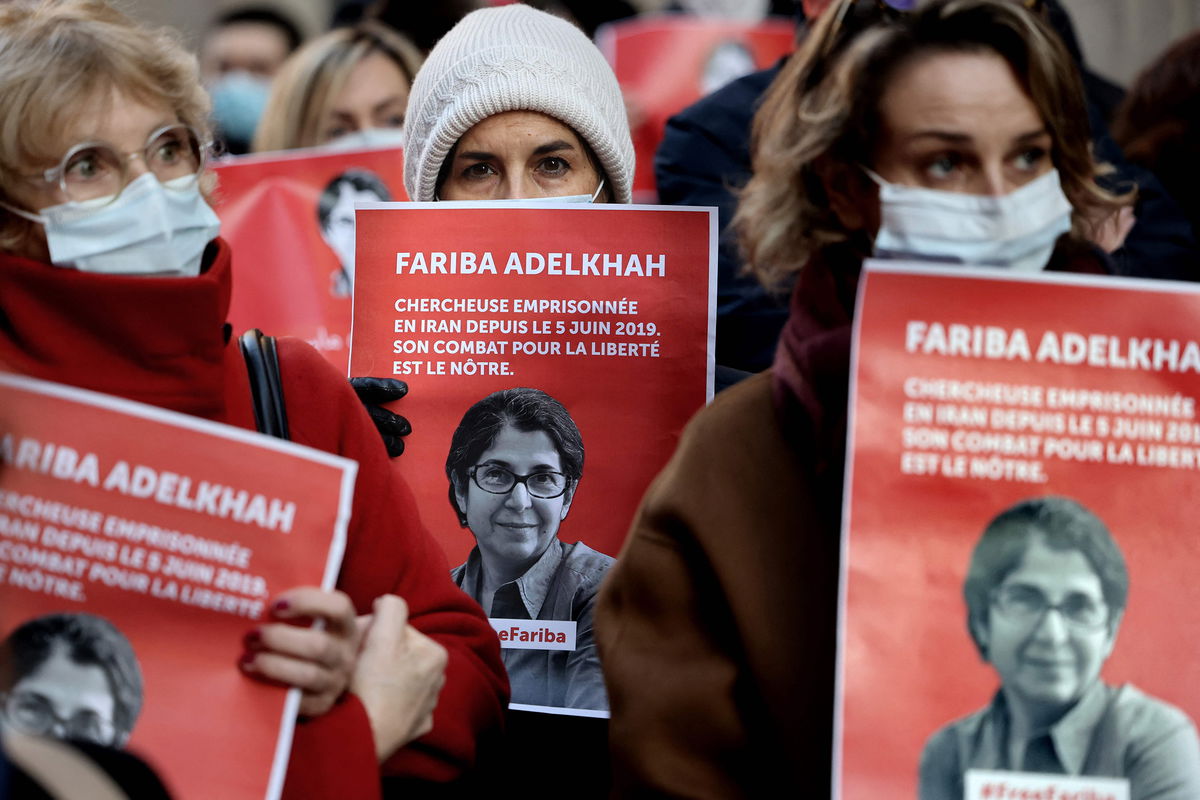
[597,0,1134,795]
[252,20,422,153]
[199,6,303,154]
[0,2,507,796]
[332,0,480,52]
[1113,31,1200,242]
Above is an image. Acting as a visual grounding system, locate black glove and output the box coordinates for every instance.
[349,377,412,458]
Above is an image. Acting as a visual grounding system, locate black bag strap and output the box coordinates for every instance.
[239,328,290,440]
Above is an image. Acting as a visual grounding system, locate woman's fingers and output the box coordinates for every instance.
[240,588,362,717]
[352,595,449,761]
[245,623,350,668]
[268,586,358,634]
[242,649,346,695]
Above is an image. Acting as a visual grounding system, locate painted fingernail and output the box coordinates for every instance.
[272,599,290,612]
[239,652,255,668]
[243,629,261,649]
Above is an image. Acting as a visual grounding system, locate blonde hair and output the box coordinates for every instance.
[0,0,210,253]
[736,0,1131,290]
[252,21,422,153]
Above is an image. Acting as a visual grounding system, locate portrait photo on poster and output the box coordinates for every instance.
[445,387,613,713]
[918,496,1200,800]
[0,612,144,749]
[316,169,390,298]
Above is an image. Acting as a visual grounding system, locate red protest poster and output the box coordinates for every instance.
[350,203,715,715]
[837,264,1200,799]
[0,373,354,800]
[211,145,408,373]
[596,15,795,202]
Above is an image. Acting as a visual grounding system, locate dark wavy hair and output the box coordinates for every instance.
[963,496,1129,659]
[1,612,144,744]
[445,387,584,526]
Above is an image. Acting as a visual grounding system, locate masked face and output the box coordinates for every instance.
[850,50,1071,271]
[438,111,605,202]
[1,90,219,275]
[318,52,410,145]
[873,50,1054,195]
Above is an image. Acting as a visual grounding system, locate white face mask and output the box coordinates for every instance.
[323,127,407,152]
[4,173,221,277]
[435,178,606,206]
[868,168,1073,273]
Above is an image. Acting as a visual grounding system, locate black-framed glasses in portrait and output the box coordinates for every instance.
[0,690,118,746]
[990,584,1110,630]
[468,464,569,499]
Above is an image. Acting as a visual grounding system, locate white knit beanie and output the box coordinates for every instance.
[403,4,634,204]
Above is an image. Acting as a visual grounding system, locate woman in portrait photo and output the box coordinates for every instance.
[446,387,613,711]
[1,613,142,748]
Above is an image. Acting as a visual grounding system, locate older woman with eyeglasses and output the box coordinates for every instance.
[596,0,1135,795]
[0,1,506,797]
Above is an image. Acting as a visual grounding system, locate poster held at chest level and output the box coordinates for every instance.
[837,263,1200,800]
[211,145,407,373]
[350,203,715,716]
[0,373,354,800]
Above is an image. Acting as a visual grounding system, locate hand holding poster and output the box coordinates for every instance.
[211,146,407,372]
[837,264,1200,800]
[0,374,354,800]
[350,203,715,716]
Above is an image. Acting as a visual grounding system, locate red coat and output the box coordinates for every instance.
[0,240,509,798]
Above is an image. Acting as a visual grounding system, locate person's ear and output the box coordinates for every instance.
[969,615,991,662]
[559,481,576,521]
[451,475,469,527]
[1102,608,1124,659]
[814,155,878,233]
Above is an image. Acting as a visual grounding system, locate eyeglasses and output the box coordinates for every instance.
[991,584,1109,630]
[468,464,569,499]
[30,124,207,205]
[1,690,117,746]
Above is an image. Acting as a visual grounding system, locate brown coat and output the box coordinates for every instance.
[595,371,841,797]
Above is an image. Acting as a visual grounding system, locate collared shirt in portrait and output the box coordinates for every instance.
[919,682,1200,800]
[452,539,614,711]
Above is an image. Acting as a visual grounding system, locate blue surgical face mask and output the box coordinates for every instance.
[3,172,222,277]
[324,127,407,152]
[867,168,1073,273]
[209,71,271,147]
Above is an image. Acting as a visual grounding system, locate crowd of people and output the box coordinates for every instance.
[1,0,1199,797]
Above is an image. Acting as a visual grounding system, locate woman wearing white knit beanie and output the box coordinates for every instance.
[403,4,634,204]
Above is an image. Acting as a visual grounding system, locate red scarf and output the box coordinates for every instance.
[0,240,233,418]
